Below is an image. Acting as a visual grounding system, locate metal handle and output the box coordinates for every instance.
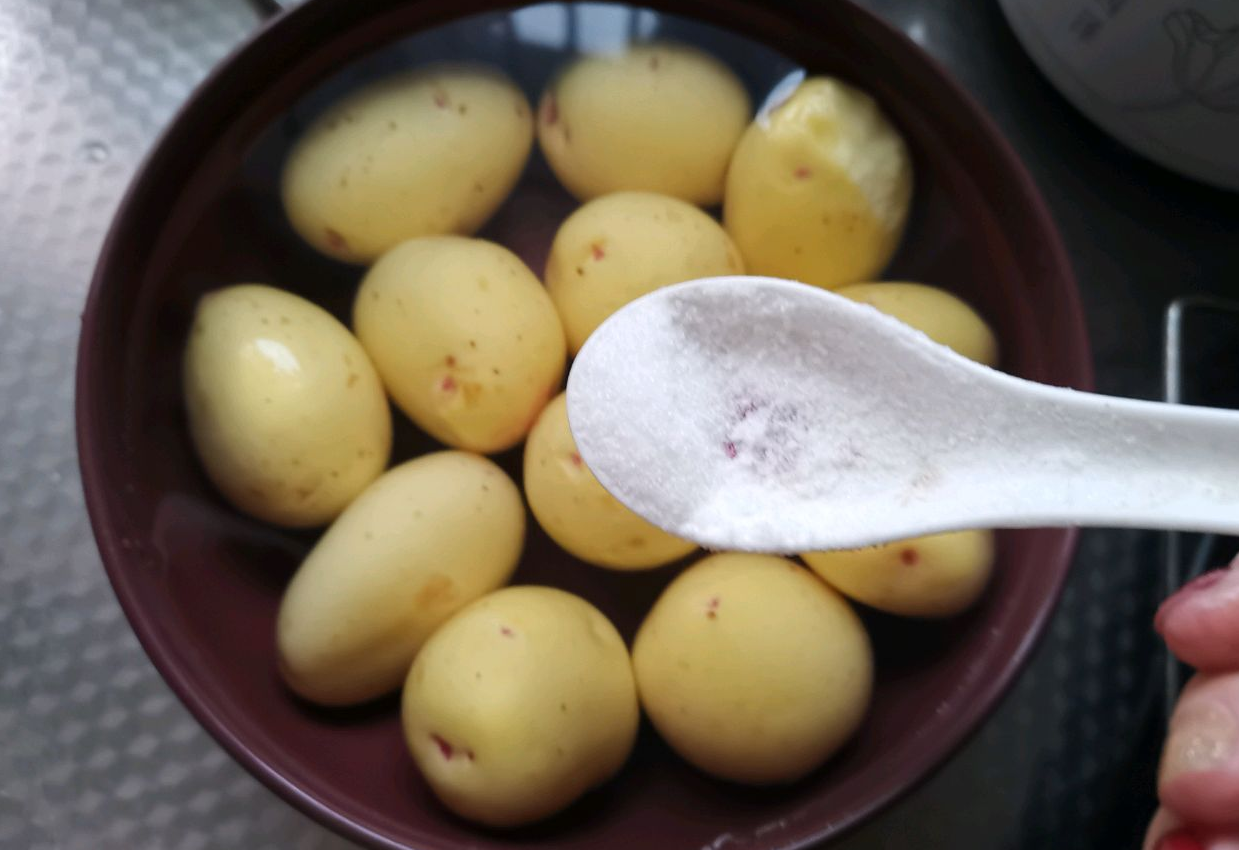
[1161,296,1239,715]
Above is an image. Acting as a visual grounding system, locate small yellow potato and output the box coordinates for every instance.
[524,393,696,570]
[544,192,744,352]
[282,64,533,263]
[633,553,873,784]
[182,284,390,528]
[537,43,750,205]
[354,237,566,453]
[724,76,912,290]
[802,530,995,618]
[402,586,639,827]
[277,452,524,706]
[837,282,998,366]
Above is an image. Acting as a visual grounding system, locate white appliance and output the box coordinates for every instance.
[999,0,1239,191]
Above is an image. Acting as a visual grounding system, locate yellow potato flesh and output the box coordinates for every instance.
[802,530,995,618]
[545,191,744,352]
[402,586,638,827]
[277,451,524,706]
[354,236,566,453]
[182,284,390,528]
[538,43,750,205]
[524,393,696,570]
[724,76,912,290]
[281,64,533,263]
[633,553,873,784]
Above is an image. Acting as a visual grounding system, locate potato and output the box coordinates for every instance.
[281,64,533,264]
[402,586,638,827]
[545,192,744,352]
[182,284,390,528]
[837,282,998,366]
[802,530,995,618]
[633,553,872,784]
[354,237,566,453]
[537,43,750,205]
[277,451,524,706]
[524,393,695,570]
[724,77,912,290]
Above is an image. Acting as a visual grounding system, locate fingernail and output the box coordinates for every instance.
[1156,567,1232,634]
[1161,701,1239,783]
[1156,829,1204,850]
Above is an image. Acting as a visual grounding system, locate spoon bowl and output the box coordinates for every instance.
[568,276,1239,552]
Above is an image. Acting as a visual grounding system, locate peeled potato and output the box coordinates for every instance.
[354,236,566,453]
[633,553,873,784]
[538,43,750,205]
[724,76,912,290]
[402,586,639,827]
[277,452,524,706]
[183,284,390,528]
[545,191,744,352]
[802,530,995,618]
[524,393,696,570]
[282,64,533,263]
[837,282,998,366]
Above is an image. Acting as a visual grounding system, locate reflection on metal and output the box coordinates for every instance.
[1162,295,1239,717]
[250,0,299,17]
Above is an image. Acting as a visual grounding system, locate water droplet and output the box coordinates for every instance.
[81,141,110,163]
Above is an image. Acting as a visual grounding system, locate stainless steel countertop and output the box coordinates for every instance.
[2,1,1236,848]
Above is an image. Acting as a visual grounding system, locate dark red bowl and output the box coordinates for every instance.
[76,1,1091,848]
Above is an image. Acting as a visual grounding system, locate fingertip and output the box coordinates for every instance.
[1157,565,1239,671]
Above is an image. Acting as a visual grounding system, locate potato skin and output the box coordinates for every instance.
[802,286,995,618]
[182,284,390,528]
[724,76,912,290]
[524,393,696,570]
[537,43,750,205]
[802,530,995,618]
[837,282,998,366]
[402,586,639,827]
[545,191,744,352]
[276,452,524,706]
[354,236,566,453]
[633,553,873,784]
[281,64,533,263]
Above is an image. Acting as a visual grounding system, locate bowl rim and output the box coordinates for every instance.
[75,1,1092,848]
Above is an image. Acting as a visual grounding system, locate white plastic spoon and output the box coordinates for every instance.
[565,276,1239,553]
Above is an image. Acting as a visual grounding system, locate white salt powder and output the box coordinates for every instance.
[569,276,1239,550]
[565,276,1001,553]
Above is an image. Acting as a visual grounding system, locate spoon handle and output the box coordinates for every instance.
[981,379,1239,535]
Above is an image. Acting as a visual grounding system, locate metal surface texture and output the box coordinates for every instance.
[1,0,1237,848]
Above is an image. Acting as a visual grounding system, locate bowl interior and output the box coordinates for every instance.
[77,2,1089,849]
